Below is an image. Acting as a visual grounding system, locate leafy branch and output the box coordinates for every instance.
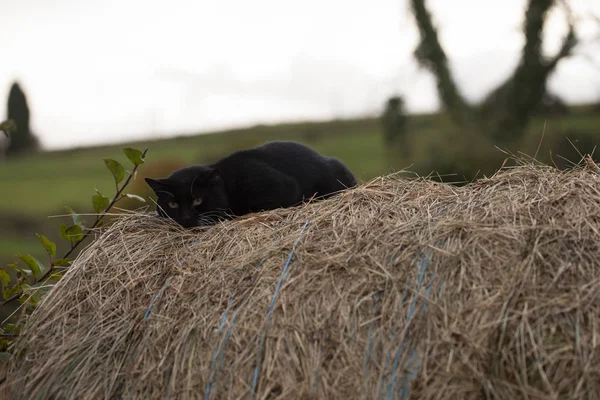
[61,148,148,261]
[0,146,148,346]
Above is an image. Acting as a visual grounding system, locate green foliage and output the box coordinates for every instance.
[18,289,40,307]
[48,272,63,280]
[2,283,23,301]
[7,263,30,278]
[123,147,145,166]
[36,234,56,258]
[60,224,83,244]
[381,96,408,147]
[6,82,39,155]
[64,206,84,226]
[52,258,71,267]
[92,190,110,213]
[16,254,43,279]
[3,324,20,335]
[0,270,10,288]
[104,158,125,186]
[0,146,147,354]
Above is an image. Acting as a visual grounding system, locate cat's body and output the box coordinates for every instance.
[145,141,357,228]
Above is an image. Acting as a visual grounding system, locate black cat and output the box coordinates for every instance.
[145,141,357,228]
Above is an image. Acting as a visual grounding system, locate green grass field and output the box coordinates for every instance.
[1,105,599,268]
[0,118,386,217]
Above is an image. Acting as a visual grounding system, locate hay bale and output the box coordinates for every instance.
[5,159,600,399]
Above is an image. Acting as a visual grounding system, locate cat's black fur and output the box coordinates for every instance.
[145,141,357,228]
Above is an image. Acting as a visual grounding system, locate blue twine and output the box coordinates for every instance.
[377,278,412,398]
[398,349,418,400]
[387,245,436,399]
[205,226,283,400]
[208,306,241,399]
[144,275,174,320]
[206,256,270,399]
[250,215,314,397]
[164,368,173,400]
[397,282,432,399]
[204,289,238,399]
[116,235,200,398]
[383,209,447,399]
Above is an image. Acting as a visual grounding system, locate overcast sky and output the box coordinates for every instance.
[1,0,599,150]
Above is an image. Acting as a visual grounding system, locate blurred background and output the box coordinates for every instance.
[1,0,600,273]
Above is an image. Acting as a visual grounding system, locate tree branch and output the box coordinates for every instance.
[409,0,471,124]
[482,0,577,141]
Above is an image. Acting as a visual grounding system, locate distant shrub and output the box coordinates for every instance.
[381,96,408,147]
[6,83,39,155]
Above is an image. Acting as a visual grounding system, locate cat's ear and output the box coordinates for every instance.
[145,177,170,193]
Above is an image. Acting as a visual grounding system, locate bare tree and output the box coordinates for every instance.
[409,0,577,142]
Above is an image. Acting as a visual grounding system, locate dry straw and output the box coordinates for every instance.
[4,157,600,399]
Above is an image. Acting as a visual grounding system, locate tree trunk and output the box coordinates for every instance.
[409,0,577,143]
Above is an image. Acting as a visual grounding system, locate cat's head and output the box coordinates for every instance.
[145,165,229,228]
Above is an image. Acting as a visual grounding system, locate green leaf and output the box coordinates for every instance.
[92,191,110,213]
[48,272,63,280]
[17,295,31,305]
[30,294,40,305]
[67,225,84,243]
[28,283,50,297]
[6,263,30,278]
[0,270,10,289]
[104,158,125,185]
[60,224,84,243]
[4,324,20,334]
[60,224,70,242]
[2,282,23,300]
[52,258,71,267]
[36,234,57,258]
[125,193,146,203]
[64,206,84,226]
[16,254,42,279]
[123,147,145,166]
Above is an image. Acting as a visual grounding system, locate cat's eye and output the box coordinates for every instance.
[192,198,203,207]
[168,201,179,209]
